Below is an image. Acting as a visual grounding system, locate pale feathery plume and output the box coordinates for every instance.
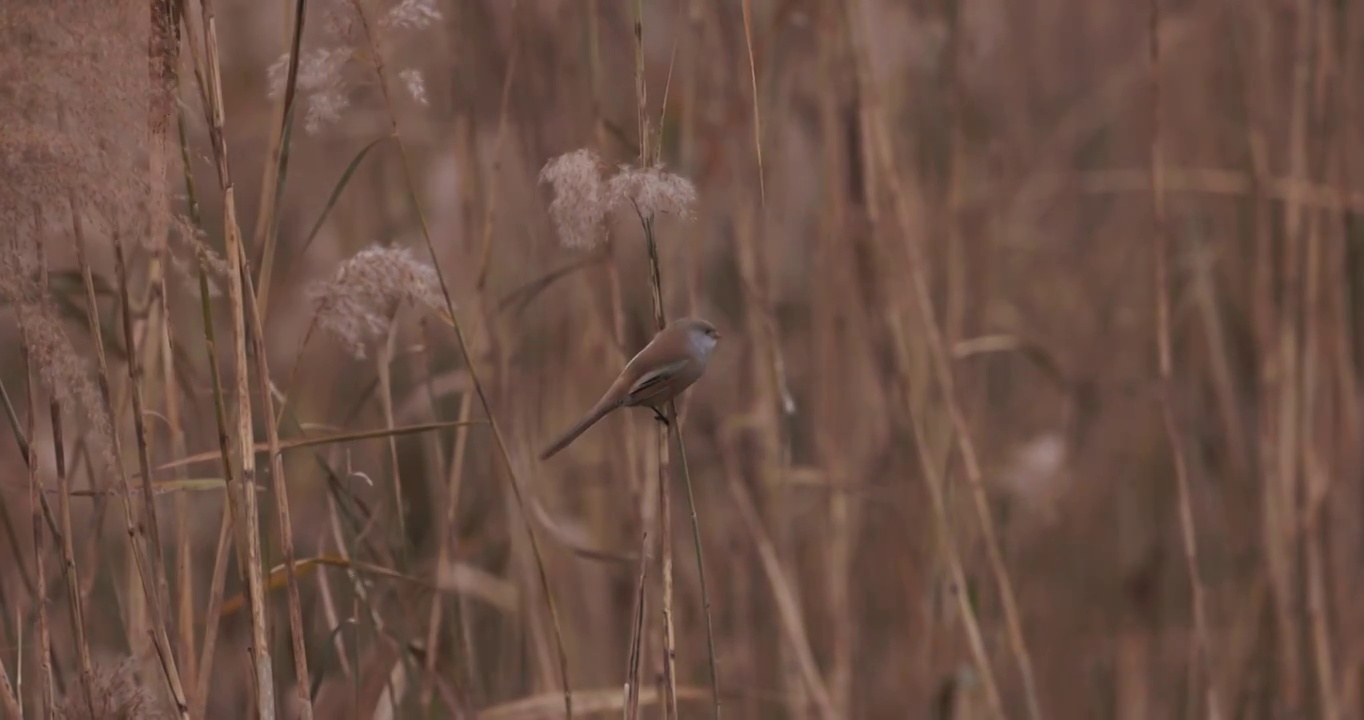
[607,164,698,221]
[539,148,700,250]
[308,244,445,359]
[539,148,612,250]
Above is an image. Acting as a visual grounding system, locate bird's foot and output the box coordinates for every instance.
[652,408,670,427]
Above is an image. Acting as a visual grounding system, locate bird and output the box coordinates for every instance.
[538,316,722,460]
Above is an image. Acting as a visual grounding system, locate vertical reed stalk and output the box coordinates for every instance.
[244,260,314,720]
[193,0,276,714]
[1148,1,1218,717]
[171,69,242,717]
[147,0,190,690]
[249,0,306,319]
[630,4,681,716]
[815,6,854,714]
[376,321,408,542]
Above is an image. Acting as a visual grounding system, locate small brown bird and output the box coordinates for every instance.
[539,316,722,459]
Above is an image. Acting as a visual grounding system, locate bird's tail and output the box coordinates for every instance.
[538,396,623,460]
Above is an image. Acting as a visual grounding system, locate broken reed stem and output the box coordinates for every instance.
[841,1,1043,717]
[69,201,191,718]
[194,0,276,714]
[1149,2,1217,718]
[348,3,573,716]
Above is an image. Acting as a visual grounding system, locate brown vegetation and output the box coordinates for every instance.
[1,0,1361,718]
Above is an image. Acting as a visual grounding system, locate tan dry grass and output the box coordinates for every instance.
[2,0,1364,718]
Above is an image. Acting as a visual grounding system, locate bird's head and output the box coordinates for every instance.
[675,316,721,357]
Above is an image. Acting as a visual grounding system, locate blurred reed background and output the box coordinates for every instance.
[1,0,1362,718]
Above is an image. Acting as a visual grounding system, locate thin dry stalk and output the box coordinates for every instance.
[70,202,191,718]
[626,128,679,720]
[1269,0,1316,714]
[628,17,680,707]
[418,333,475,711]
[672,425,720,720]
[1300,210,1337,720]
[18,302,56,717]
[192,505,233,720]
[161,261,196,692]
[376,321,408,542]
[421,386,478,712]
[891,319,1007,719]
[244,259,314,719]
[633,0,649,162]
[628,11,709,718]
[842,1,1043,717]
[739,0,766,210]
[473,4,520,291]
[193,0,276,713]
[658,403,679,720]
[113,234,171,633]
[33,233,96,715]
[250,0,307,319]
[1148,1,1218,717]
[815,7,853,714]
[624,531,650,720]
[347,3,573,715]
[1299,33,1337,718]
[170,74,241,716]
[146,0,189,685]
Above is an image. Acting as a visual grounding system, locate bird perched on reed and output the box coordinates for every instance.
[539,316,721,459]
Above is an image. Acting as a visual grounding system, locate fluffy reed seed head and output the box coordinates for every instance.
[308,244,445,359]
[606,164,698,221]
[538,148,698,250]
[538,149,611,249]
[265,0,441,134]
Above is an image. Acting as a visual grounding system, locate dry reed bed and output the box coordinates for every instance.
[0,0,1361,718]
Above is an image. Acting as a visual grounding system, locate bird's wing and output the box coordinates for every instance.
[625,358,689,405]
